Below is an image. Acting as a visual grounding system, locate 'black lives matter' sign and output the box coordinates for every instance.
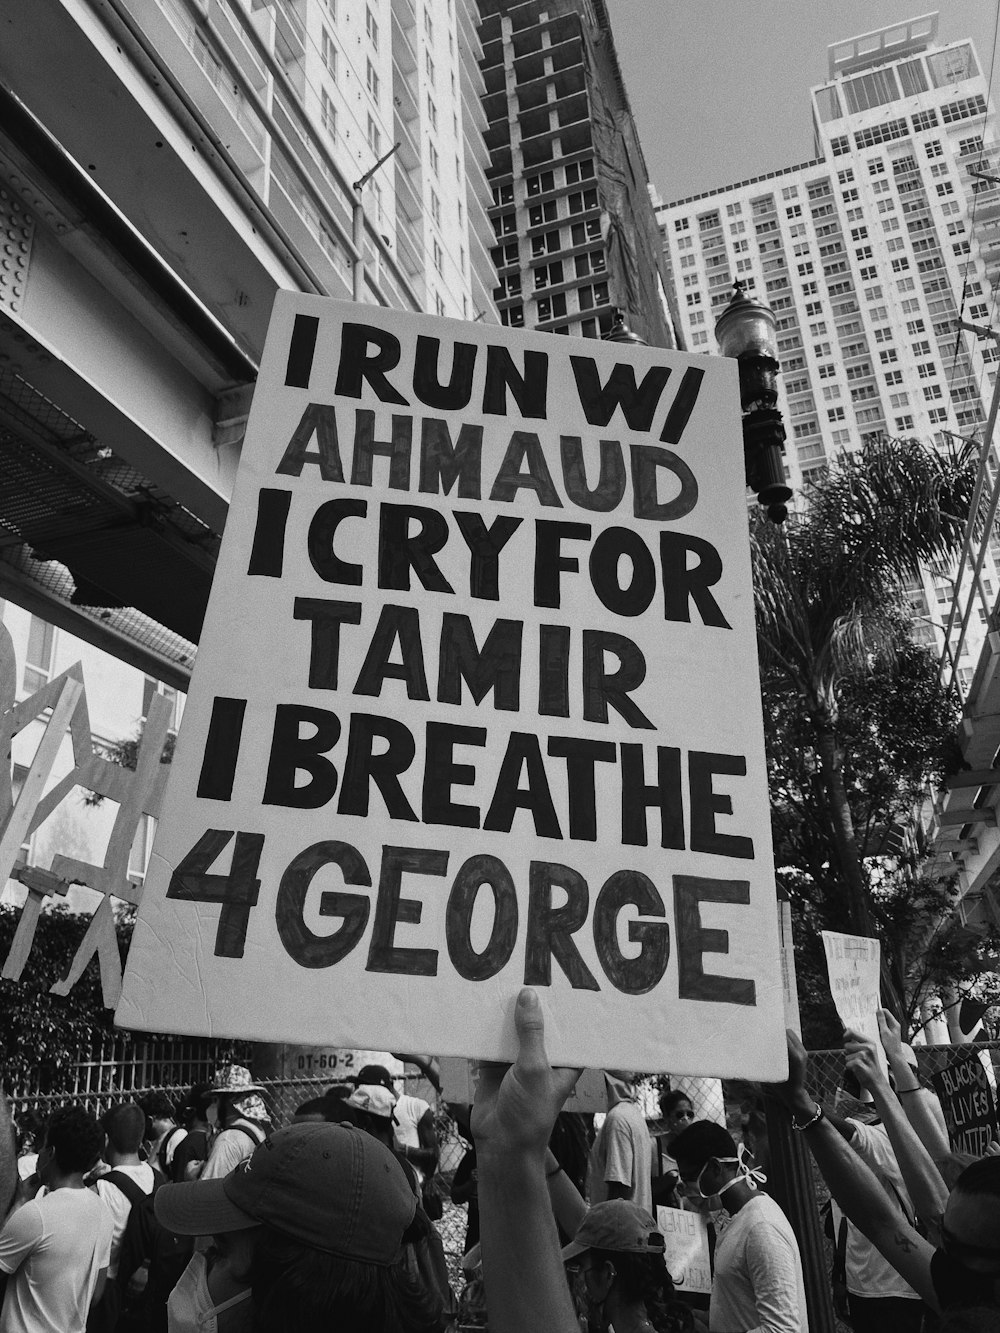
[117,295,786,1076]
[932,1050,999,1157]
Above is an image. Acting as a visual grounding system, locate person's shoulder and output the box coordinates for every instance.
[401,1093,430,1113]
[122,1162,157,1193]
[747,1194,797,1234]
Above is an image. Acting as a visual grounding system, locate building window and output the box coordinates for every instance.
[322,29,337,78]
[128,814,156,885]
[429,142,439,177]
[433,239,443,274]
[22,617,55,694]
[321,90,337,139]
[367,114,381,154]
[879,348,899,366]
[366,59,380,103]
[536,294,567,322]
[142,677,183,733]
[425,50,435,83]
[427,95,437,131]
[366,6,378,47]
[535,261,564,290]
[941,94,987,124]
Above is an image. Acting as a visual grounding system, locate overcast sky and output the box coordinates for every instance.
[605,2,1000,204]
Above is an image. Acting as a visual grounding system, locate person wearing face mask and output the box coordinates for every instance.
[561,1201,693,1333]
[671,1120,807,1333]
[166,1228,257,1333]
[198,1067,272,1182]
[772,1028,1000,1315]
[155,1121,443,1333]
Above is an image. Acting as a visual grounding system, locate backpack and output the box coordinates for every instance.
[156,1126,187,1178]
[106,1168,194,1333]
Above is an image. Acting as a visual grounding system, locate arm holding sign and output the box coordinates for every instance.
[770,1030,939,1310]
[473,988,581,1333]
[844,1027,949,1231]
[877,1009,950,1162]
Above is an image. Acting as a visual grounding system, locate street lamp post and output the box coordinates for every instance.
[715,282,793,523]
[714,284,833,1330]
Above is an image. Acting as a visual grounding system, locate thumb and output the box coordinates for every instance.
[878,1008,900,1035]
[514,987,548,1071]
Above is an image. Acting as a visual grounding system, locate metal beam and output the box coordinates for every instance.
[938,806,998,828]
[946,769,1000,790]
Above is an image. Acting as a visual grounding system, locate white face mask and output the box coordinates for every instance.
[696,1144,767,1200]
[167,1251,252,1333]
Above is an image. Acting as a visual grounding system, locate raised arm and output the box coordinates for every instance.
[876,1010,950,1162]
[843,1028,949,1231]
[543,1145,588,1239]
[473,988,581,1333]
[770,1029,939,1311]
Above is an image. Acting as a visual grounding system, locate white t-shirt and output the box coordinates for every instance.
[95,1162,157,1279]
[588,1098,653,1214]
[393,1094,432,1184]
[200,1126,260,1182]
[0,1187,114,1333]
[831,1120,921,1301]
[710,1193,807,1333]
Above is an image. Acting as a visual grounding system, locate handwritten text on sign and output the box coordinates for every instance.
[117,297,784,1074]
[932,1050,999,1157]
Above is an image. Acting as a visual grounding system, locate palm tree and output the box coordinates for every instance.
[751,434,979,1002]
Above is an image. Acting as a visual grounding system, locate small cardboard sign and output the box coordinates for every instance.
[822,930,887,1075]
[117,295,785,1075]
[656,1206,712,1295]
[931,1048,999,1156]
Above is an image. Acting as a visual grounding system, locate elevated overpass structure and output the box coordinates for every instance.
[0,0,494,687]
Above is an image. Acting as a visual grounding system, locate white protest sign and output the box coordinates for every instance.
[117,294,785,1075]
[821,931,887,1081]
[656,1206,712,1296]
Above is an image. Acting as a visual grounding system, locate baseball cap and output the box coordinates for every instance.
[346,1085,399,1121]
[355,1064,396,1091]
[562,1201,666,1262]
[154,1122,416,1266]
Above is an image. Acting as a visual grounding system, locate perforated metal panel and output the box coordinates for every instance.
[0,188,33,314]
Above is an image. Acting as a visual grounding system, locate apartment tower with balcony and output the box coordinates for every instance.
[658,13,1000,690]
[478,0,673,344]
[251,0,496,317]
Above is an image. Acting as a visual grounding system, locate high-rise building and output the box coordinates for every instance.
[657,13,1000,691]
[478,0,674,345]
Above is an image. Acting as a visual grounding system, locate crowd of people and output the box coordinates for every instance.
[0,994,996,1332]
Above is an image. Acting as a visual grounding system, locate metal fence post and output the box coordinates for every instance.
[764,1098,836,1333]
